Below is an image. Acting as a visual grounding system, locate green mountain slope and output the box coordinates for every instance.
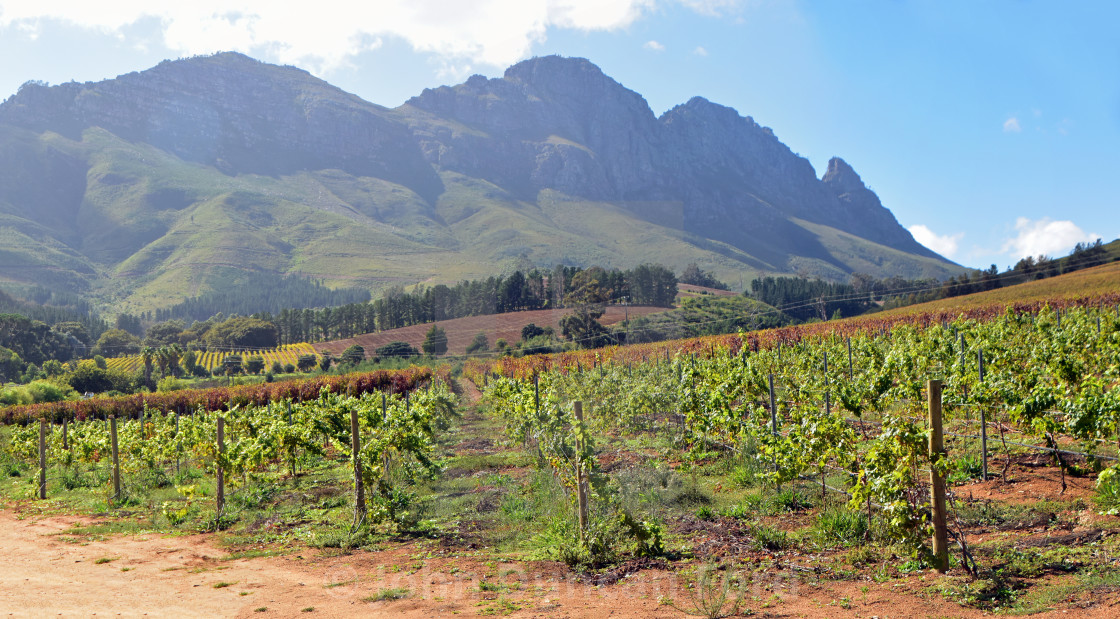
[0,53,966,312]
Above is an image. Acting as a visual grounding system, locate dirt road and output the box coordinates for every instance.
[1,506,1110,618]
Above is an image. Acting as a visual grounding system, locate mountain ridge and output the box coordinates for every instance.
[0,52,962,312]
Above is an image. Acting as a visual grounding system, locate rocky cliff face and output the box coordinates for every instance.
[1,53,442,200]
[0,52,957,305]
[404,56,937,260]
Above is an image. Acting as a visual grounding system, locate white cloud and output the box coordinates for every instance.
[678,0,744,17]
[644,40,665,52]
[0,1,660,74]
[1003,117,1021,133]
[692,45,708,56]
[1000,217,1099,260]
[908,225,963,259]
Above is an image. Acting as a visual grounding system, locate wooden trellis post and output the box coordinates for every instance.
[216,416,225,516]
[928,379,949,573]
[38,420,47,500]
[979,349,988,481]
[351,407,366,523]
[110,416,121,500]
[573,401,589,542]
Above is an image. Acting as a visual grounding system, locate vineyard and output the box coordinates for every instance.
[0,366,437,424]
[470,300,1120,609]
[4,383,457,536]
[3,297,1120,615]
[100,343,318,374]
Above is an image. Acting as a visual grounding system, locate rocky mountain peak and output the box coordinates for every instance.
[0,53,961,307]
[821,157,865,194]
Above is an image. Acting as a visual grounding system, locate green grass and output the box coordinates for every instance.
[363,587,410,602]
[0,117,972,313]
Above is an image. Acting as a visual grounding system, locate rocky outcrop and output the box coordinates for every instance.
[1,53,443,201]
[0,52,957,304]
[404,56,935,259]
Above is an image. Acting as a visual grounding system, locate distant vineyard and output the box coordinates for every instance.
[465,292,1120,382]
[1,366,436,425]
[102,343,318,373]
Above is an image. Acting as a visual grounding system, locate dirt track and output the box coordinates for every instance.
[0,508,683,618]
[4,506,1110,618]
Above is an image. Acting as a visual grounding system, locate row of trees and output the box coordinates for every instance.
[150,271,371,323]
[748,239,1117,323]
[89,316,281,357]
[261,263,677,345]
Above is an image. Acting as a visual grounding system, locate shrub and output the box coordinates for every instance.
[26,380,70,403]
[465,332,489,355]
[156,377,188,393]
[376,341,418,359]
[1096,467,1120,515]
[296,354,318,372]
[340,345,365,365]
[422,325,448,356]
[812,506,868,547]
[244,356,265,375]
[521,323,545,341]
[0,386,32,406]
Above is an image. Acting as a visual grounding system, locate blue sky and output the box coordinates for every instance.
[1,1,1116,270]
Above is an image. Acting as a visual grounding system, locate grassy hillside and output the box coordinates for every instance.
[3,128,965,316]
[875,261,1120,317]
[0,55,967,315]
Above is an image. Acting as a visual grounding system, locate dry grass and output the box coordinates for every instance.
[313,305,669,357]
[875,261,1120,317]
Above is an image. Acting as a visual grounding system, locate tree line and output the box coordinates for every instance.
[749,238,1117,322]
[150,271,372,323]
[260,264,677,345]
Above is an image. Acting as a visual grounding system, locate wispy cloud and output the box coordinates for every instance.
[908,225,963,259]
[1000,217,1098,259]
[678,0,744,17]
[1003,116,1021,133]
[0,1,666,74]
[644,40,665,52]
[692,45,708,56]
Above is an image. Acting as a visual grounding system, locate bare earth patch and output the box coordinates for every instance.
[313,305,668,357]
[3,506,1118,618]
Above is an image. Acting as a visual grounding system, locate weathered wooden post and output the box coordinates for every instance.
[533,373,540,416]
[979,349,988,480]
[38,420,47,500]
[768,373,780,484]
[573,401,589,542]
[351,407,366,523]
[928,379,949,573]
[847,338,853,380]
[216,416,225,516]
[175,409,181,478]
[110,416,121,500]
[823,352,831,414]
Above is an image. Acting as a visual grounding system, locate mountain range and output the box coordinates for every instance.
[0,52,962,312]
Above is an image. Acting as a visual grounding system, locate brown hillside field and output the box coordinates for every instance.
[876,261,1120,317]
[676,283,738,300]
[313,305,668,357]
